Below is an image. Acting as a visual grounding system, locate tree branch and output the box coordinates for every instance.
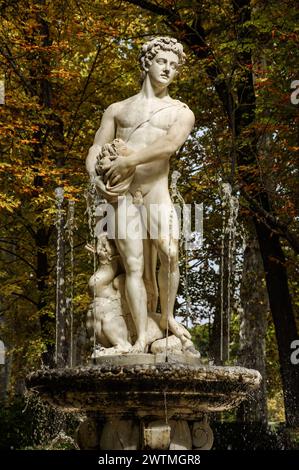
[66,43,102,141]
[124,0,171,16]
[0,41,36,96]
[0,246,36,271]
[241,189,299,254]
[11,292,38,307]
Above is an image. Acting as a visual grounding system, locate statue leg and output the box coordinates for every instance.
[112,196,148,353]
[157,237,191,342]
[102,314,132,352]
[143,237,158,314]
[146,198,191,343]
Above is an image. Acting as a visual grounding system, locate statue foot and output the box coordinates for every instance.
[129,338,147,353]
[116,344,132,354]
[160,317,192,341]
[92,343,132,357]
[182,340,201,358]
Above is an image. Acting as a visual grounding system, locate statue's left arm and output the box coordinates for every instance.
[104,107,195,182]
[86,103,116,179]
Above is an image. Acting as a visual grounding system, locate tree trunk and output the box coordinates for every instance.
[210,250,229,364]
[237,232,268,423]
[254,219,299,426]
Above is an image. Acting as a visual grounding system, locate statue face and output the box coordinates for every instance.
[147,50,179,88]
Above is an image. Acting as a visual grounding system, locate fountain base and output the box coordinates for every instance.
[26,355,261,450]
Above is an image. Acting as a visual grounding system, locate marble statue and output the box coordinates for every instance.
[86,37,198,356]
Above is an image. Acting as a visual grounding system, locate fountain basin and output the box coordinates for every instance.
[26,355,261,419]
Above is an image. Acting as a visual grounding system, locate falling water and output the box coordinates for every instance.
[45,431,79,450]
[54,187,65,367]
[84,181,98,238]
[220,211,225,363]
[165,200,174,361]
[22,392,79,449]
[65,200,76,367]
[84,181,104,357]
[170,171,192,322]
[220,182,239,362]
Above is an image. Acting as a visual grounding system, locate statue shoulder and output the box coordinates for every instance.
[107,94,138,115]
[171,99,194,121]
[171,98,191,110]
[174,100,195,124]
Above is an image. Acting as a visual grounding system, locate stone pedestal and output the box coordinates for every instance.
[76,415,213,450]
[26,354,261,450]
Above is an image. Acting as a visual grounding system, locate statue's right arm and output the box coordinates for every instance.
[85,104,116,178]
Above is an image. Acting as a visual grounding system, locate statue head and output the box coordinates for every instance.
[139,37,186,80]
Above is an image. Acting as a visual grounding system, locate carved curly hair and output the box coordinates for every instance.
[139,37,186,74]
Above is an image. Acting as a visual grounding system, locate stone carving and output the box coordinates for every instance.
[27,364,262,450]
[100,419,139,450]
[86,37,199,356]
[75,416,212,450]
[86,232,199,357]
[94,139,135,202]
[143,420,171,449]
[86,234,132,355]
[75,416,211,450]
[192,416,214,450]
[75,417,99,450]
[169,420,192,450]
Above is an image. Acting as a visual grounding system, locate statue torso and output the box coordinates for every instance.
[114,94,186,195]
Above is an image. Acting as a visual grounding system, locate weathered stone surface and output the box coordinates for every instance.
[75,417,99,450]
[169,420,192,450]
[26,357,261,450]
[143,421,171,449]
[100,419,139,450]
[26,361,261,418]
[93,352,201,366]
[192,416,214,450]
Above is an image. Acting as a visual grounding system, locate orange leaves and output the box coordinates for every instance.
[20,138,40,145]
[50,69,80,80]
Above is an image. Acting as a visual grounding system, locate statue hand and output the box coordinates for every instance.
[103,156,135,186]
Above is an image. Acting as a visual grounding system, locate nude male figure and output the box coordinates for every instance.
[86,37,195,353]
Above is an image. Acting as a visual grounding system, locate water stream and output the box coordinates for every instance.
[220,182,239,362]
[65,200,76,367]
[84,182,106,357]
[170,171,192,322]
[54,187,65,366]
